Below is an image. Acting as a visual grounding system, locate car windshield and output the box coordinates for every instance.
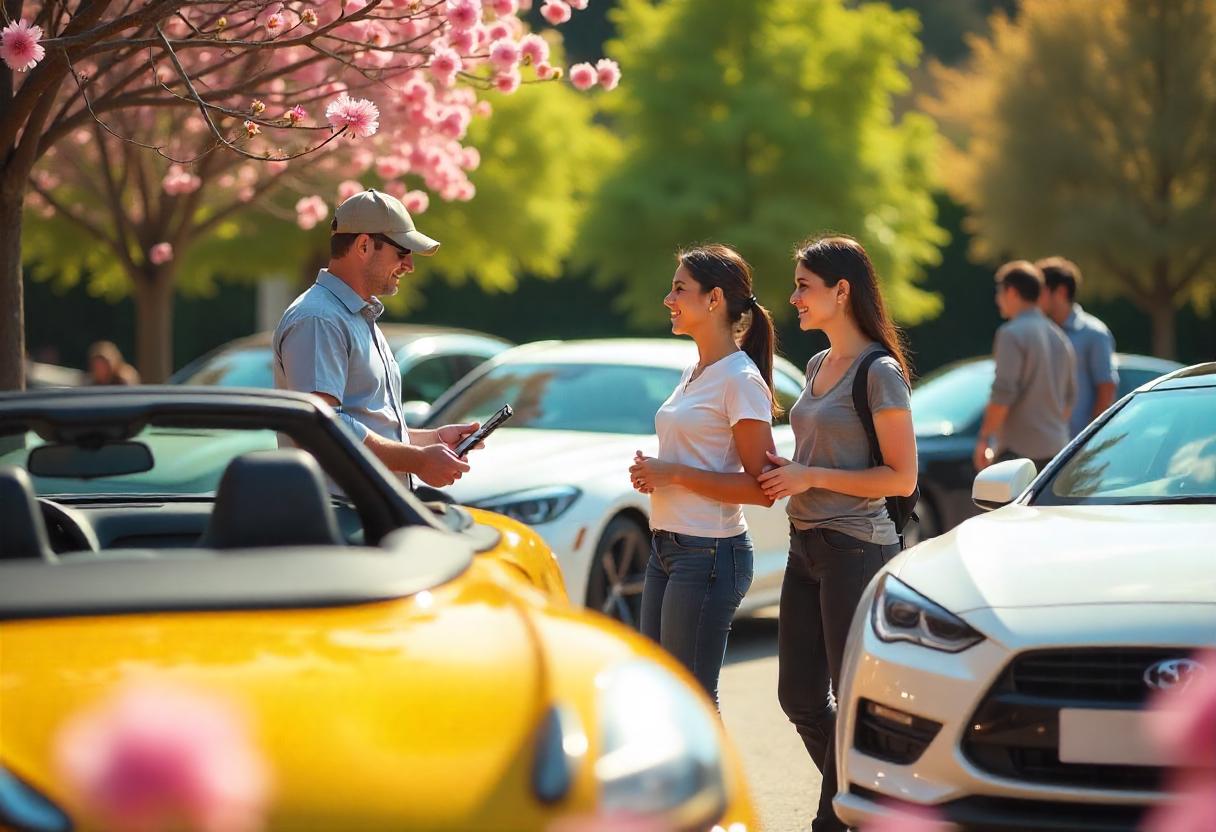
[431,363,684,434]
[179,348,275,387]
[0,426,278,497]
[1037,386,1216,504]
[910,361,993,436]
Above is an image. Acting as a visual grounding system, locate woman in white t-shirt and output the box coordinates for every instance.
[628,244,781,708]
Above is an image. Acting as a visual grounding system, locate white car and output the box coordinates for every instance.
[421,339,809,625]
[835,362,1216,831]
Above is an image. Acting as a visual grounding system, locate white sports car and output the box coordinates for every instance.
[834,362,1216,831]
[421,339,809,625]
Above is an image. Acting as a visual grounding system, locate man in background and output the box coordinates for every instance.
[974,260,1077,472]
[1036,256,1118,437]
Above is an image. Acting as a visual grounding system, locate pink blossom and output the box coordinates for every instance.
[295,195,329,230]
[568,0,588,8]
[459,146,481,170]
[454,181,476,201]
[445,0,482,31]
[148,243,174,265]
[375,155,409,179]
[243,120,261,138]
[540,0,571,25]
[535,62,558,81]
[338,180,364,203]
[474,99,494,117]
[162,166,202,196]
[264,13,284,33]
[568,62,596,90]
[494,68,521,94]
[56,680,269,832]
[1,19,46,72]
[491,0,519,14]
[489,39,522,73]
[450,27,477,54]
[255,2,283,26]
[326,93,380,138]
[267,160,289,174]
[486,21,513,42]
[438,107,472,139]
[302,9,318,26]
[403,190,430,214]
[519,33,550,66]
[285,105,307,125]
[595,58,621,90]
[430,47,462,86]
[384,180,408,199]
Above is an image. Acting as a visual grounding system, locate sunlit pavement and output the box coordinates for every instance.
[721,607,823,832]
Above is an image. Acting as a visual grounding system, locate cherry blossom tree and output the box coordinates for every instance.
[0,0,618,386]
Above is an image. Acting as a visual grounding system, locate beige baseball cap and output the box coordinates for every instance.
[332,188,440,256]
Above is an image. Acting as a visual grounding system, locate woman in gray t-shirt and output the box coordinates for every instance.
[756,236,917,832]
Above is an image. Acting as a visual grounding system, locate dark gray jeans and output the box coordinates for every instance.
[777,526,899,832]
[640,530,754,709]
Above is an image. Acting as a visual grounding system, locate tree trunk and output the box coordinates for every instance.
[1147,297,1177,360]
[133,272,175,383]
[0,170,27,391]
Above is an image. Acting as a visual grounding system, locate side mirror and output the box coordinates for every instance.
[401,400,431,425]
[972,458,1037,511]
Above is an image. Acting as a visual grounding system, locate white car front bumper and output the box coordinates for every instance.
[834,587,1215,831]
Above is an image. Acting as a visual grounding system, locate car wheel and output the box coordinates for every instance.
[902,496,940,548]
[586,515,650,629]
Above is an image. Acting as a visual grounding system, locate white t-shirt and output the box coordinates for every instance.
[649,350,774,537]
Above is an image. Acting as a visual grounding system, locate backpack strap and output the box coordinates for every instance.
[851,349,887,468]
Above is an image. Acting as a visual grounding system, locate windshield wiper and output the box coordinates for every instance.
[1125,495,1216,505]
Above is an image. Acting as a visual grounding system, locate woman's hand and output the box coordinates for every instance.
[757,451,819,500]
[630,451,680,494]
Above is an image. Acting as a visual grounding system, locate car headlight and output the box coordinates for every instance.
[872,574,984,653]
[472,485,581,525]
[0,766,71,832]
[594,661,727,829]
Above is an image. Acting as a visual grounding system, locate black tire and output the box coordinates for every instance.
[902,496,940,548]
[585,515,650,629]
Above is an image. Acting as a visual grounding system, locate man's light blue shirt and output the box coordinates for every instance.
[273,270,407,446]
[1062,303,1118,437]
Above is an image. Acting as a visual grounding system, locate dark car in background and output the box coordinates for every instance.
[169,325,512,421]
[907,352,1183,544]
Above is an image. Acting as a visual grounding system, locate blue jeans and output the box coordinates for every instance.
[640,530,754,708]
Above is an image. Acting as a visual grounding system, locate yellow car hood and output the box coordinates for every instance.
[1,566,561,830]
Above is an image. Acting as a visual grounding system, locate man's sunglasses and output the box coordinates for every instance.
[371,233,411,258]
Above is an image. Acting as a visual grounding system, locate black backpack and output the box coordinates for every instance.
[851,350,919,547]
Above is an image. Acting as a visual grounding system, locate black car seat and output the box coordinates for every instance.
[200,449,344,549]
[0,465,56,561]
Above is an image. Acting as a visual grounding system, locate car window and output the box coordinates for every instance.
[910,361,993,436]
[431,363,683,434]
[400,356,461,404]
[1037,387,1216,504]
[179,348,274,388]
[0,426,279,496]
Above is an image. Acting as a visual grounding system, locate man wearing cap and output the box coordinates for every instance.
[273,188,475,488]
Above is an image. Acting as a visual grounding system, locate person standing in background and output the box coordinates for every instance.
[87,341,140,386]
[1036,256,1118,437]
[974,260,1077,472]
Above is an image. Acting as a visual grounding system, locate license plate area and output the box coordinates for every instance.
[1058,708,1168,767]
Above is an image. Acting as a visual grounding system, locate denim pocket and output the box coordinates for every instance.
[731,539,754,601]
[818,528,865,554]
[669,532,717,553]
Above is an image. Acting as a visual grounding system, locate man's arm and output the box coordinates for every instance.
[1092,382,1117,418]
[1090,330,1119,419]
[974,403,1010,471]
[977,326,1022,470]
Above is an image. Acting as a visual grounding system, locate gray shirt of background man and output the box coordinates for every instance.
[990,307,1077,460]
[786,344,911,546]
[1061,302,1117,437]
[273,269,407,447]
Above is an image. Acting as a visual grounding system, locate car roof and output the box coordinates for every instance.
[488,339,805,379]
[206,324,511,353]
[921,352,1183,378]
[1141,361,1216,392]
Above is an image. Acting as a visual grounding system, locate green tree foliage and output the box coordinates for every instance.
[576,0,947,325]
[928,0,1216,359]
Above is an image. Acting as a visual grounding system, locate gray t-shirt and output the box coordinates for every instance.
[990,308,1077,459]
[786,344,911,545]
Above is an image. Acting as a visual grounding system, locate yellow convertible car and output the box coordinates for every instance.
[0,388,757,831]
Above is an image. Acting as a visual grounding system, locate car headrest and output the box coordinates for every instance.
[201,450,344,549]
[0,465,55,561]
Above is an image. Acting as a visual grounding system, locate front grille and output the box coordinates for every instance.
[962,648,1187,792]
[1011,648,1187,705]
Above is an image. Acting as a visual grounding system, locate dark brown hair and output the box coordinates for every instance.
[1036,256,1081,300]
[795,235,912,383]
[677,244,782,418]
[995,259,1044,302]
